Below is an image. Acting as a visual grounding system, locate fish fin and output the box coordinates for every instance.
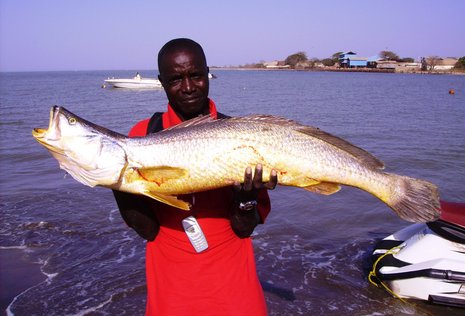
[163,115,214,131]
[228,115,300,128]
[227,115,384,170]
[142,191,191,210]
[137,166,188,183]
[303,182,341,195]
[297,127,385,170]
[386,174,440,223]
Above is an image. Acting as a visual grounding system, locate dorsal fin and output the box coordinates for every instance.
[157,113,384,170]
[226,114,298,127]
[162,115,214,132]
[227,115,384,170]
[296,126,384,169]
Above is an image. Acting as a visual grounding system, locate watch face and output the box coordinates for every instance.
[240,201,257,211]
[243,204,254,211]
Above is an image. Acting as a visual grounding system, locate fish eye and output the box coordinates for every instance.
[68,117,77,125]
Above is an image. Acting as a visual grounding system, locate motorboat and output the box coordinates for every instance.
[104,73,162,89]
[370,201,465,308]
[104,78,162,89]
[104,72,216,89]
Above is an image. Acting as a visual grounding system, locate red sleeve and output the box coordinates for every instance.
[257,189,271,223]
[128,118,150,137]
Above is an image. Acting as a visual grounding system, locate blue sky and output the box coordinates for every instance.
[1,0,464,72]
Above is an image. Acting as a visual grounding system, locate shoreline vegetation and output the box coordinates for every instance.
[210,66,465,75]
[212,51,465,75]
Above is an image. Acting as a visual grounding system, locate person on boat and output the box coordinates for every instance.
[113,38,277,316]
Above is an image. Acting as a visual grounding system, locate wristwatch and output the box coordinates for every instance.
[238,200,258,211]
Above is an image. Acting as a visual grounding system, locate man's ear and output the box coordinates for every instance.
[158,74,165,88]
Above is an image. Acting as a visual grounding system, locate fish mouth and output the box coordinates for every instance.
[32,106,60,139]
[32,106,64,155]
[32,127,47,138]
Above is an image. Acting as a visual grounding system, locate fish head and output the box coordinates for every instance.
[32,106,127,188]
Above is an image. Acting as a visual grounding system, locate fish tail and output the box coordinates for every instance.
[386,174,441,222]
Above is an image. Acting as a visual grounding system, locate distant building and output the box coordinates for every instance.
[339,52,368,68]
[435,58,458,71]
[395,62,422,72]
[367,56,381,68]
[376,60,398,70]
[263,60,291,69]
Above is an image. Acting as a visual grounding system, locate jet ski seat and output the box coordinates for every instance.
[427,201,465,244]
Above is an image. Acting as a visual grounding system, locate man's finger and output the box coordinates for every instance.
[243,166,253,191]
[264,169,278,190]
[233,181,242,192]
[252,164,263,189]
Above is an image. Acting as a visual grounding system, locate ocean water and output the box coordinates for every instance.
[0,70,464,315]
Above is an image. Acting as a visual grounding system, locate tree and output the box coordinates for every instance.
[331,52,343,62]
[321,58,335,67]
[284,51,308,68]
[379,50,400,61]
[454,56,465,69]
[425,56,441,71]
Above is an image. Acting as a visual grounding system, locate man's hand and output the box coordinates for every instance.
[230,164,277,238]
[233,164,278,202]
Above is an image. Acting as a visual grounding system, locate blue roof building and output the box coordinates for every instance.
[339,52,368,68]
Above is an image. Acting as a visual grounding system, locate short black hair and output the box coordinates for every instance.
[157,38,207,71]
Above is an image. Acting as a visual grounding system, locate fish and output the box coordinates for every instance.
[32,106,440,222]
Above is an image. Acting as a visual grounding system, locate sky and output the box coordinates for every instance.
[1,0,464,72]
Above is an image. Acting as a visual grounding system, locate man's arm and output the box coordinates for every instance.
[113,190,160,241]
[231,164,277,238]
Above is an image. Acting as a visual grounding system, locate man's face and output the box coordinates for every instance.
[158,48,210,120]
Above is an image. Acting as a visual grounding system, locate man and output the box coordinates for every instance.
[113,38,277,315]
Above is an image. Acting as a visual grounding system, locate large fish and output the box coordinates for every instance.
[32,106,440,222]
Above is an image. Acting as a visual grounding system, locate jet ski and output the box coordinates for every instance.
[370,201,465,308]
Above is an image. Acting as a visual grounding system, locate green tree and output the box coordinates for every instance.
[379,50,400,61]
[321,58,335,66]
[454,56,465,69]
[285,51,308,68]
[331,52,343,63]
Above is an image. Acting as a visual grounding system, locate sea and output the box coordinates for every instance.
[0,70,464,316]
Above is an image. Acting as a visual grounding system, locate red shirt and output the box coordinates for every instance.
[130,100,270,316]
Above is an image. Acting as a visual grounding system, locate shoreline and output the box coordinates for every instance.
[0,248,45,315]
[210,66,465,75]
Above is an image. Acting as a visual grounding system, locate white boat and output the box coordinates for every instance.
[104,73,162,89]
[371,201,465,307]
[104,72,215,89]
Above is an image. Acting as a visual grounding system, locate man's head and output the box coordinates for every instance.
[158,38,210,120]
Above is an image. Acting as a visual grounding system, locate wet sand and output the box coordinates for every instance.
[0,249,45,315]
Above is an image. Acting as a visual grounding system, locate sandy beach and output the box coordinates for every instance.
[0,249,45,315]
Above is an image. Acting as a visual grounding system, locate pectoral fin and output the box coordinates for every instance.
[142,191,191,210]
[304,182,341,195]
[137,166,188,184]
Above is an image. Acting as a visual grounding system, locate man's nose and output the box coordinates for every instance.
[181,77,194,93]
